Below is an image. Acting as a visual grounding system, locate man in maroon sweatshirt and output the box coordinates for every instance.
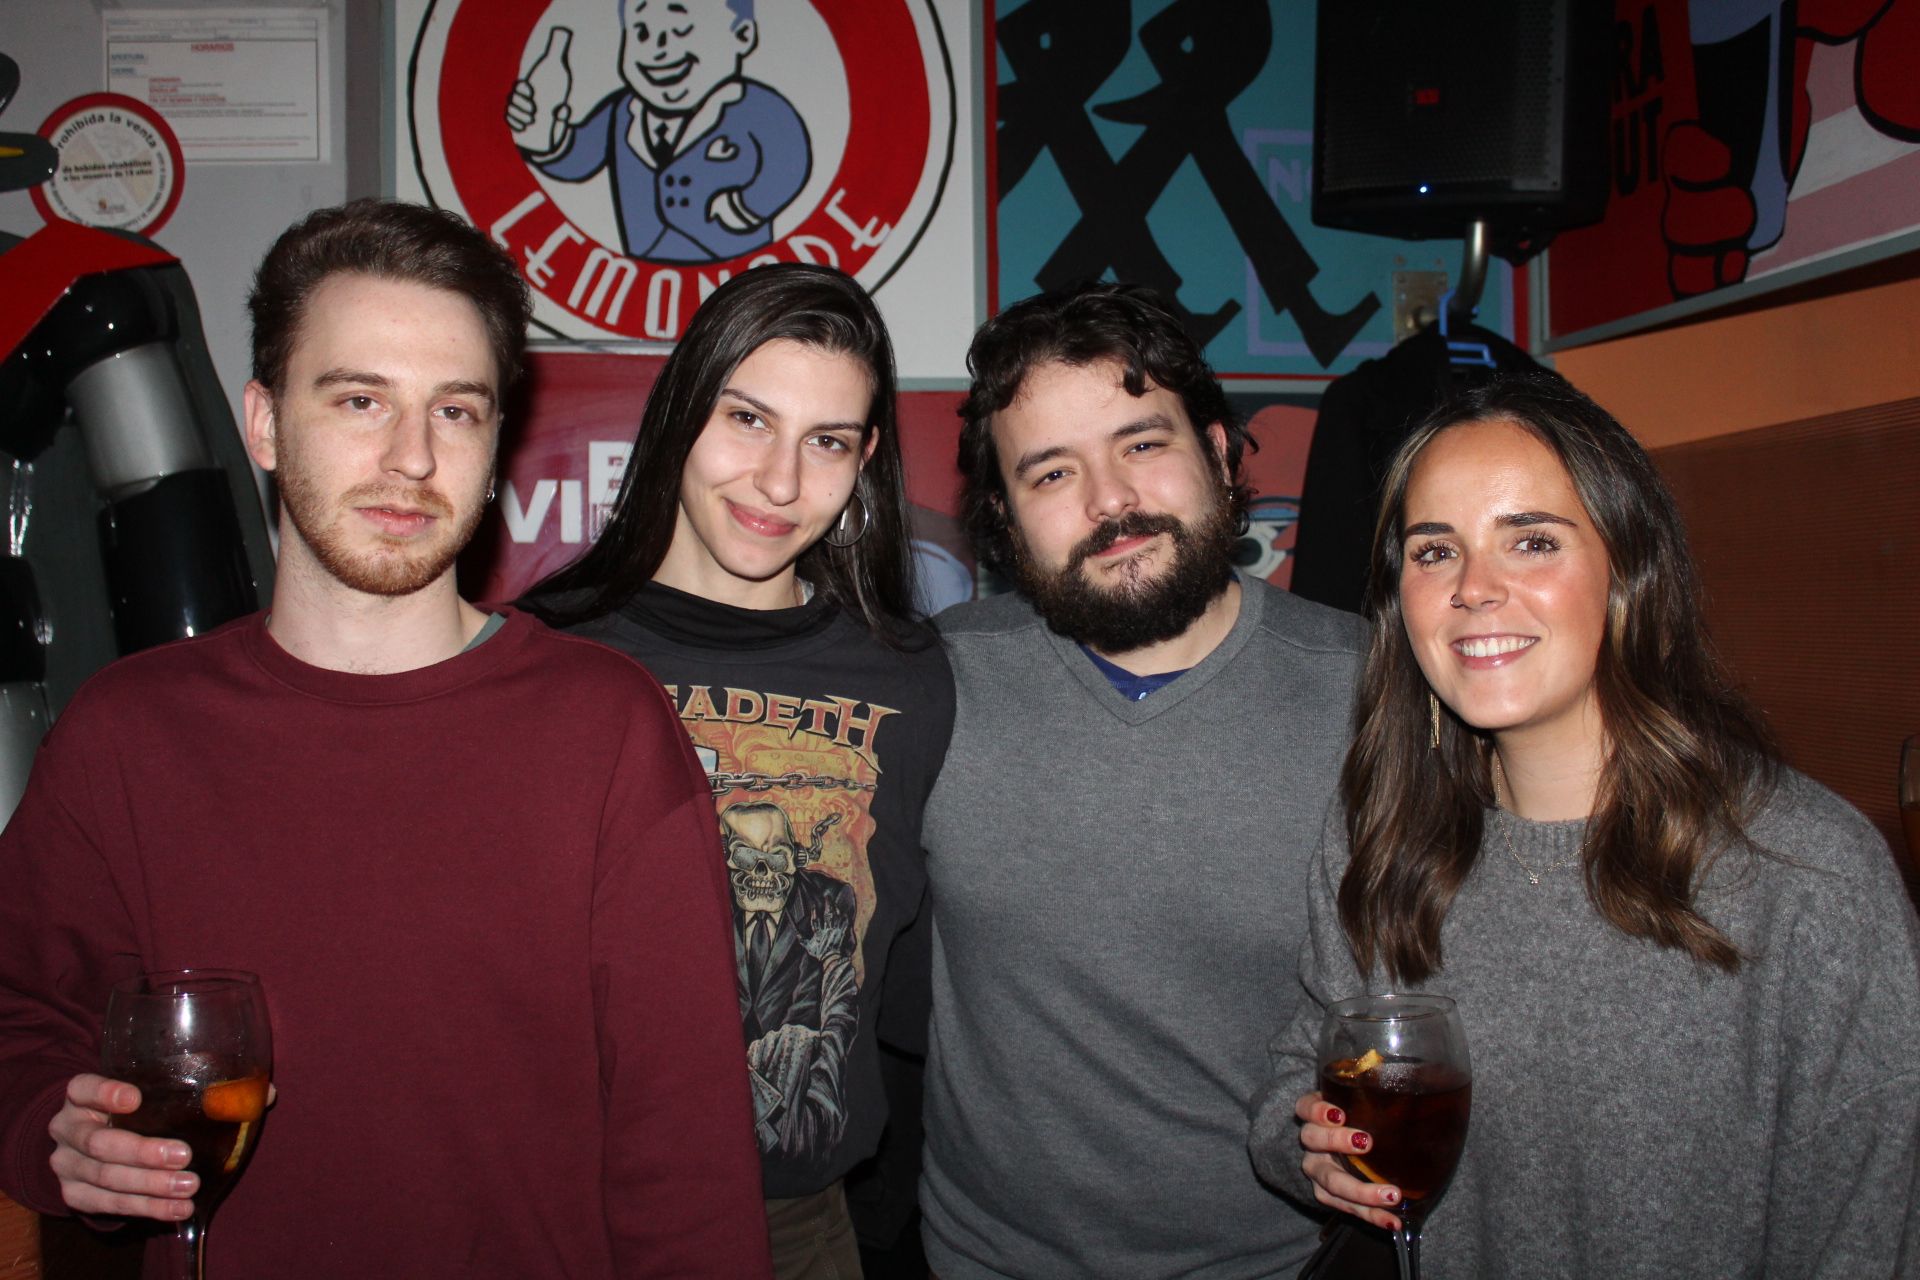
[0,199,771,1277]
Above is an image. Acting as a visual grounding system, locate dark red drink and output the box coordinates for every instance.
[116,1067,268,1208]
[1320,1055,1471,1201]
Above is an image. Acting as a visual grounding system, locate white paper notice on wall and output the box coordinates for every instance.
[103,8,329,164]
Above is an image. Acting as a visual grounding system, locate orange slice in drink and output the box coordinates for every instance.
[204,1075,268,1173]
[203,1075,268,1123]
[224,1122,253,1172]
[1329,1048,1385,1081]
[1346,1152,1389,1185]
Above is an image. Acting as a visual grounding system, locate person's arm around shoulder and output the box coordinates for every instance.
[1248,803,1407,1232]
[1759,807,1920,1276]
[591,669,772,1277]
[0,708,197,1223]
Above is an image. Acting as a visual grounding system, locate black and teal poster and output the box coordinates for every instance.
[987,0,1520,379]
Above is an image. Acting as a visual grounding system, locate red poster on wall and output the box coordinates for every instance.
[1547,0,1920,344]
[394,0,978,379]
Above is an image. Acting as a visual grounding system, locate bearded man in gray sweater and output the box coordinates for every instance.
[919,283,1364,1278]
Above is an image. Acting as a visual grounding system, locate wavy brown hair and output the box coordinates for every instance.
[1339,372,1778,984]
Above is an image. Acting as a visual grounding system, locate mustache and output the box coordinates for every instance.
[341,483,455,519]
[1069,511,1186,570]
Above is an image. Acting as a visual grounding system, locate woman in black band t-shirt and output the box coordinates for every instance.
[525,264,953,1278]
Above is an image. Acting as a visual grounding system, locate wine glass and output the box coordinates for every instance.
[1317,993,1472,1280]
[102,969,272,1280]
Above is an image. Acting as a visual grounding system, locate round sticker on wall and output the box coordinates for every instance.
[407,0,956,345]
[30,93,185,236]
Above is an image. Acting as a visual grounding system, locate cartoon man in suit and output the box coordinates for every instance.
[506,0,812,263]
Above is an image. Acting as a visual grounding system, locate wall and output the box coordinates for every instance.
[1554,262,1920,870]
[0,0,371,434]
[1554,271,1920,449]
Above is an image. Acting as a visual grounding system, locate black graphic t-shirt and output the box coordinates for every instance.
[567,583,954,1198]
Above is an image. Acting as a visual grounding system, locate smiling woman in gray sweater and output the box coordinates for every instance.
[1249,373,1920,1278]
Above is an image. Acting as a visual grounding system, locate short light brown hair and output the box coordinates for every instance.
[248,199,531,398]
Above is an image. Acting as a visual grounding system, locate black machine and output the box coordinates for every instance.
[1312,0,1611,263]
[0,54,275,823]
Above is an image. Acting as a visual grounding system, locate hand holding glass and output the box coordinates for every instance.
[102,969,272,1280]
[1316,994,1471,1280]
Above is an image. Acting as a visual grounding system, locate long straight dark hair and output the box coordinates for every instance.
[1339,372,1778,984]
[523,263,917,637]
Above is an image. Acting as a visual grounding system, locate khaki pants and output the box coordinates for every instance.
[766,1181,864,1280]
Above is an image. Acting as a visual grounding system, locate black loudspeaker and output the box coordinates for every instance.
[1313,0,1610,253]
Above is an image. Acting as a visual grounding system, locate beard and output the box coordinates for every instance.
[278,468,481,598]
[1007,491,1237,654]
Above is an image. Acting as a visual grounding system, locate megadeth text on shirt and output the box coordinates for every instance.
[662,684,898,769]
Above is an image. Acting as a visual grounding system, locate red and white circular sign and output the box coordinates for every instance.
[31,93,185,236]
[407,0,955,345]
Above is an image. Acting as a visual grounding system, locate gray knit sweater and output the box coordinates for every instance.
[920,578,1364,1280]
[1250,771,1920,1277]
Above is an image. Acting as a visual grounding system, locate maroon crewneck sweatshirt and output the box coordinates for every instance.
[0,610,771,1277]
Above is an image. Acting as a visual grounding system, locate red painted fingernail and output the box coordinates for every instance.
[1382,1188,1400,1204]
[1325,1107,1345,1126]
[1351,1132,1370,1152]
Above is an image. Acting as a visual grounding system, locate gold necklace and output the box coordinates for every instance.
[1490,755,1581,886]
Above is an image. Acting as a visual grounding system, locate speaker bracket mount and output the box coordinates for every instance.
[1391,271,1448,344]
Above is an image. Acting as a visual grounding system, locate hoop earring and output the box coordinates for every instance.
[485,480,496,505]
[823,488,870,548]
[1428,691,1441,750]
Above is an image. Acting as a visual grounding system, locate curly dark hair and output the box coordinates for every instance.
[956,283,1250,573]
[248,199,532,398]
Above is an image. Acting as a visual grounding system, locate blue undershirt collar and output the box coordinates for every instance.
[1079,644,1189,702]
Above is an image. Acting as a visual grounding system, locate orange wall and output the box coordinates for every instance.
[1552,271,1920,870]
[1552,273,1920,447]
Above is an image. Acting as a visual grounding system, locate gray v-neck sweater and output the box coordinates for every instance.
[1251,772,1920,1277]
[921,577,1365,1279]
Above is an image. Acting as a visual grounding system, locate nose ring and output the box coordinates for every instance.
[1450,594,1463,608]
